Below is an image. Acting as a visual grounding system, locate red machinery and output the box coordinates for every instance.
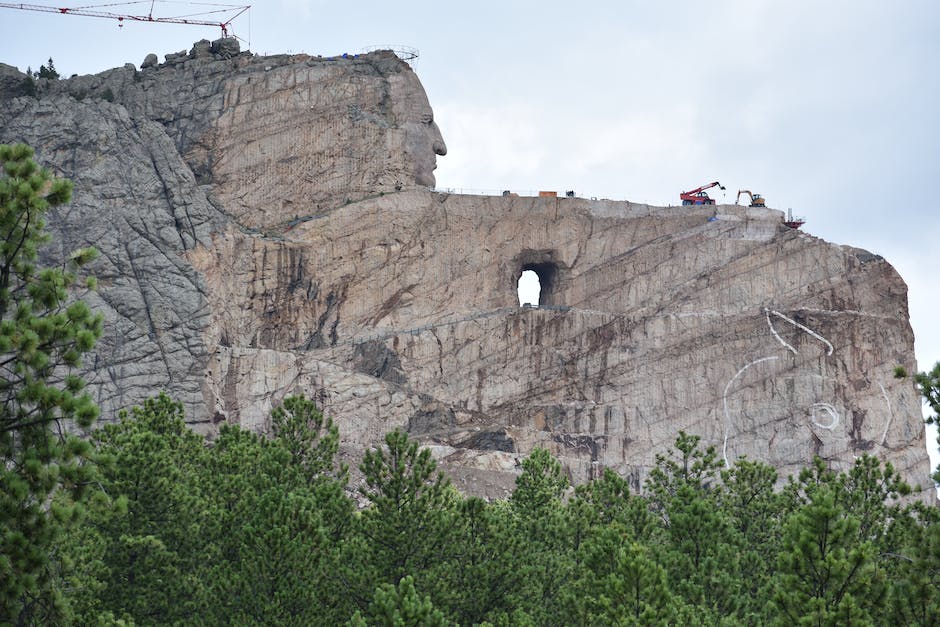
[680,181,725,205]
[784,208,805,229]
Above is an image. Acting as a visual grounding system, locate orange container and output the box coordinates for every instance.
[538,191,557,197]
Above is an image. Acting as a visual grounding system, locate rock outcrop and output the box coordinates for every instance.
[0,41,932,500]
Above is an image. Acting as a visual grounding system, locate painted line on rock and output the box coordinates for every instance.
[810,403,840,430]
[765,309,797,354]
[722,355,779,468]
[879,382,893,445]
[764,308,834,356]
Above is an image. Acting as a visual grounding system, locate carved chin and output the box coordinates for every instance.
[415,170,436,188]
[414,159,436,187]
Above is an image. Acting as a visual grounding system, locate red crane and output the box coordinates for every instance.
[680,181,725,206]
[0,2,250,39]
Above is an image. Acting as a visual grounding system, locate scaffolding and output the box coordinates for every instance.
[359,45,419,67]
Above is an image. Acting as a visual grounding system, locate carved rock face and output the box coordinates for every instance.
[202,51,447,228]
[0,45,933,501]
[388,71,447,187]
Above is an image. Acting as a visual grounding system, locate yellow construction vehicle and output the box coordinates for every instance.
[736,190,766,207]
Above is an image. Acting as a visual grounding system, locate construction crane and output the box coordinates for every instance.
[680,181,725,205]
[0,2,251,39]
[735,190,766,208]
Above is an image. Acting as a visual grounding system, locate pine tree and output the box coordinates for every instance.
[720,457,784,619]
[645,432,740,615]
[37,58,59,80]
[559,468,658,623]
[344,429,456,612]
[66,394,207,623]
[0,143,102,623]
[429,497,520,624]
[771,485,882,625]
[592,541,675,625]
[915,361,940,483]
[268,393,342,480]
[503,447,577,625]
[200,419,350,624]
[888,512,940,625]
[509,447,569,517]
[348,575,451,626]
[570,468,655,538]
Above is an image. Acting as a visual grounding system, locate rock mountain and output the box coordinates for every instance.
[0,39,932,499]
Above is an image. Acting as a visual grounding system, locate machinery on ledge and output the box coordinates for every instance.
[683,181,806,229]
[680,181,725,205]
[735,190,766,207]
[784,208,805,229]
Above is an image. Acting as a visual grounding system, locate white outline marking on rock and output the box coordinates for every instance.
[722,356,780,467]
[810,403,840,430]
[763,308,834,356]
[878,382,892,445]
[765,309,797,354]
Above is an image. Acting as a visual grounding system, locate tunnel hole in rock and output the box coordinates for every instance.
[518,262,557,307]
[518,270,539,307]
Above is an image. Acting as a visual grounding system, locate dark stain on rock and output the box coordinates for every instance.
[553,433,601,461]
[457,429,515,453]
[851,410,865,441]
[408,401,455,435]
[353,339,406,385]
[302,283,348,349]
[850,410,875,450]
[371,283,417,326]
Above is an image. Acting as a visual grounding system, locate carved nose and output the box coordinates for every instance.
[431,122,447,156]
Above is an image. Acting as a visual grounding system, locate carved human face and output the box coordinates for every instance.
[389,71,447,187]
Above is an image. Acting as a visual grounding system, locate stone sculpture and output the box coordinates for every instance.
[0,40,932,500]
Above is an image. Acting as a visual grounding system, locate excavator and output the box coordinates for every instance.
[735,190,766,208]
[735,190,805,228]
[680,181,725,205]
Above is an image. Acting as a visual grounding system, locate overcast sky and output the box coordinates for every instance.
[2,1,939,460]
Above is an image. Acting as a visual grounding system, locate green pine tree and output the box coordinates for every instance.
[428,497,520,624]
[502,447,577,625]
[268,393,343,480]
[0,143,102,623]
[509,447,569,517]
[65,393,207,623]
[887,511,940,625]
[344,429,457,612]
[200,416,351,624]
[37,58,59,80]
[348,575,451,626]
[770,485,881,625]
[559,468,658,623]
[719,457,785,620]
[645,432,740,617]
[914,361,940,483]
[592,541,675,625]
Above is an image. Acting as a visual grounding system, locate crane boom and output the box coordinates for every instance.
[0,2,250,37]
[684,181,722,195]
